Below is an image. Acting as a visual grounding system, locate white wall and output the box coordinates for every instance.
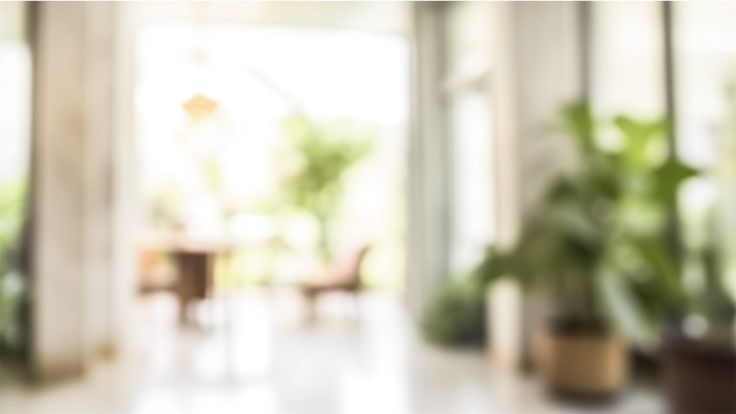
[511,2,585,213]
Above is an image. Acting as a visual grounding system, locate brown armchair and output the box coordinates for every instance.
[300,245,370,318]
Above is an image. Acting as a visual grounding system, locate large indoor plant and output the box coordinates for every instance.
[422,102,631,395]
[476,102,631,399]
[477,102,694,399]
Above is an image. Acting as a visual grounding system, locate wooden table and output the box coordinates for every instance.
[172,241,235,325]
[142,237,233,325]
[172,249,214,324]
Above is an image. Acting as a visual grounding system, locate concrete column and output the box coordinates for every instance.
[33,1,87,380]
[32,2,127,381]
[83,2,117,360]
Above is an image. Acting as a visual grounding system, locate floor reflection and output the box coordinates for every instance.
[1,290,662,414]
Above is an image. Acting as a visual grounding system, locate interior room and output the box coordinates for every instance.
[0,2,735,414]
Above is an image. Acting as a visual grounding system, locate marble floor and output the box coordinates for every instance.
[1,290,662,414]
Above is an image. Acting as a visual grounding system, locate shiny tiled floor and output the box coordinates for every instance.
[1,290,662,414]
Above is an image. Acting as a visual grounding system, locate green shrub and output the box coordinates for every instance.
[421,274,486,347]
[0,178,26,340]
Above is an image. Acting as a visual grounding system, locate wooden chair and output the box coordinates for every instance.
[300,246,370,319]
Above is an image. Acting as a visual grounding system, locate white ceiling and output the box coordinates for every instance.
[125,2,411,36]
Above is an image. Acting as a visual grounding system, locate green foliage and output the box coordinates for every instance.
[0,179,26,335]
[475,102,622,324]
[278,114,372,260]
[696,245,736,334]
[478,102,699,342]
[421,274,486,347]
[597,117,693,343]
[0,180,25,272]
[422,101,724,348]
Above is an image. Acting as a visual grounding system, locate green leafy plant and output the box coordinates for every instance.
[422,101,701,346]
[600,85,736,349]
[482,103,701,346]
[423,102,617,344]
[0,179,27,339]
[278,114,372,261]
[421,273,486,346]
[477,102,625,327]
[596,116,700,348]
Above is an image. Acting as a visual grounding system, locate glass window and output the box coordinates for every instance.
[135,22,409,289]
[444,2,496,273]
[590,2,665,118]
[673,2,736,291]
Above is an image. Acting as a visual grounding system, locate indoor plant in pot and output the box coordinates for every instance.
[476,102,629,400]
[478,103,699,400]
[422,101,702,401]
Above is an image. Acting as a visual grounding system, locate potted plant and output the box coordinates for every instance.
[421,272,487,347]
[421,101,705,401]
[479,102,698,400]
[477,205,629,400]
[471,102,630,399]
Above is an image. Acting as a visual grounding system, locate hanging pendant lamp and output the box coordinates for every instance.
[183,93,219,122]
[182,1,219,122]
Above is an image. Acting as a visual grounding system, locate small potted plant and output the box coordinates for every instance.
[421,272,487,347]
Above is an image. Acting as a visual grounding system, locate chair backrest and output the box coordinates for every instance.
[337,245,370,290]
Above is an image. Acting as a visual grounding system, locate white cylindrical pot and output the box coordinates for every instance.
[486,280,523,370]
